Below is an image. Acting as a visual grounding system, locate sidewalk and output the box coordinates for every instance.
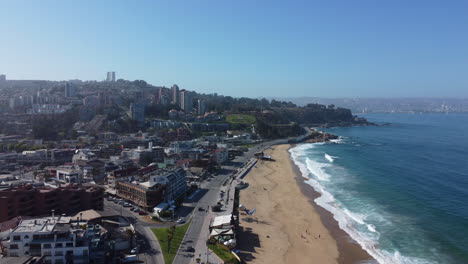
[191,158,258,264]
[190,210,224,264]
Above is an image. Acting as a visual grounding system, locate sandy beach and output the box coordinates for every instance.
[237,144,373,264]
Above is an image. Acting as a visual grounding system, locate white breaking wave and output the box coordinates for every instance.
[367,224,377,233]
[324,153,337,163]
[329,138,343,144]
[306,158,331,181]
[289,144,438,264]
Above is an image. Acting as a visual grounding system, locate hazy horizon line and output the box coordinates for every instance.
[2,76,467,100]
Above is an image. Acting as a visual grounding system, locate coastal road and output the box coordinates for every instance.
[173,167,234,264]
[171,139,288,264]
[171,128,314,264]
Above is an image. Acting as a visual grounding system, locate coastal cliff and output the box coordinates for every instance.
[254,104,371,139]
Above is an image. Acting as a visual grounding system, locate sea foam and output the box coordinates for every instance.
[289,143,440,264]
[306,158,331,181]
[324,153,336,163]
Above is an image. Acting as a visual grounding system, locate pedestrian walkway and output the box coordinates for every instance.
[190,210,224,264]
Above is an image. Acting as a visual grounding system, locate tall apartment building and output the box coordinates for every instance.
[180,90,193,113]
[197,99,206,116]
[0,74,6,81]
[159,94,170,105]
[106,72,116,82]
[0,184,104,222]
[64,82,76,97]
[130,103,145,127]
[171,84,179,105]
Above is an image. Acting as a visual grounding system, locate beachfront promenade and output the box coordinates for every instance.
[172,157,258,264]
[172,127,314,264]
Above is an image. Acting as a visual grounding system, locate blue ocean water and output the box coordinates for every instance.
[289,113,468,264]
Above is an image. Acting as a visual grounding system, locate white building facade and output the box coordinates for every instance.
[149,168,187,202]
[5,217,89,264]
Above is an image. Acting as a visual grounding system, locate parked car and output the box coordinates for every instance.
[176,218,185,224]
[186,246,195,252]
[212,204,222,212]
[139,211,148,215]
[130,247,138,254]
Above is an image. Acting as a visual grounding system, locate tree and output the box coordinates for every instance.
[32,109,79,140]
[133,80,148,88]
[167,225,176,252]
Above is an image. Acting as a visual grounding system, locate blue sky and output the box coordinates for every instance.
[1,0,467,98]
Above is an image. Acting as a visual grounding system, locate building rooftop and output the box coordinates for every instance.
[74,209,117,221]
[118,180,163,191]
[12,216,72,233]
[211,214,232,228]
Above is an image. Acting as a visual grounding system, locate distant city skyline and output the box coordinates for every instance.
[1,0,467,98]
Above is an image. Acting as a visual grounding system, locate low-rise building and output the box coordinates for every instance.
[3,216,89,264]
[150,119,182,129]
[0,184,104,223]
[166,140,195,155]
[107,167,138,188]
[56,166,83,183]
[72,149,97,164]
[151,146,166,163]
[212,148,228,164]
[115,181,165,211]
[16,149,75,165]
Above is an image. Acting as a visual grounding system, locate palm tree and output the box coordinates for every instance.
[167,225,176,252]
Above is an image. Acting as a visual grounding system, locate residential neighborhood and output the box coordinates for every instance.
[0,74,317,264]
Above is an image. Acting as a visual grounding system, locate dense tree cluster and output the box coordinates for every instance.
[197,94,297,113]
[145,104,180,119]
[274,105,355,124]
[255,118,304,139]
[32,110,79,140]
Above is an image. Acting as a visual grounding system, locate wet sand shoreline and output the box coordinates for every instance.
[237,144,375,264]
[289,148,376,264]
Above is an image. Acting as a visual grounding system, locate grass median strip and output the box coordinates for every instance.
[151,222,190,264]
[207,243,240,264]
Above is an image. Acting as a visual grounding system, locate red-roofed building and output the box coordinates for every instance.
[107,167,138,187]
